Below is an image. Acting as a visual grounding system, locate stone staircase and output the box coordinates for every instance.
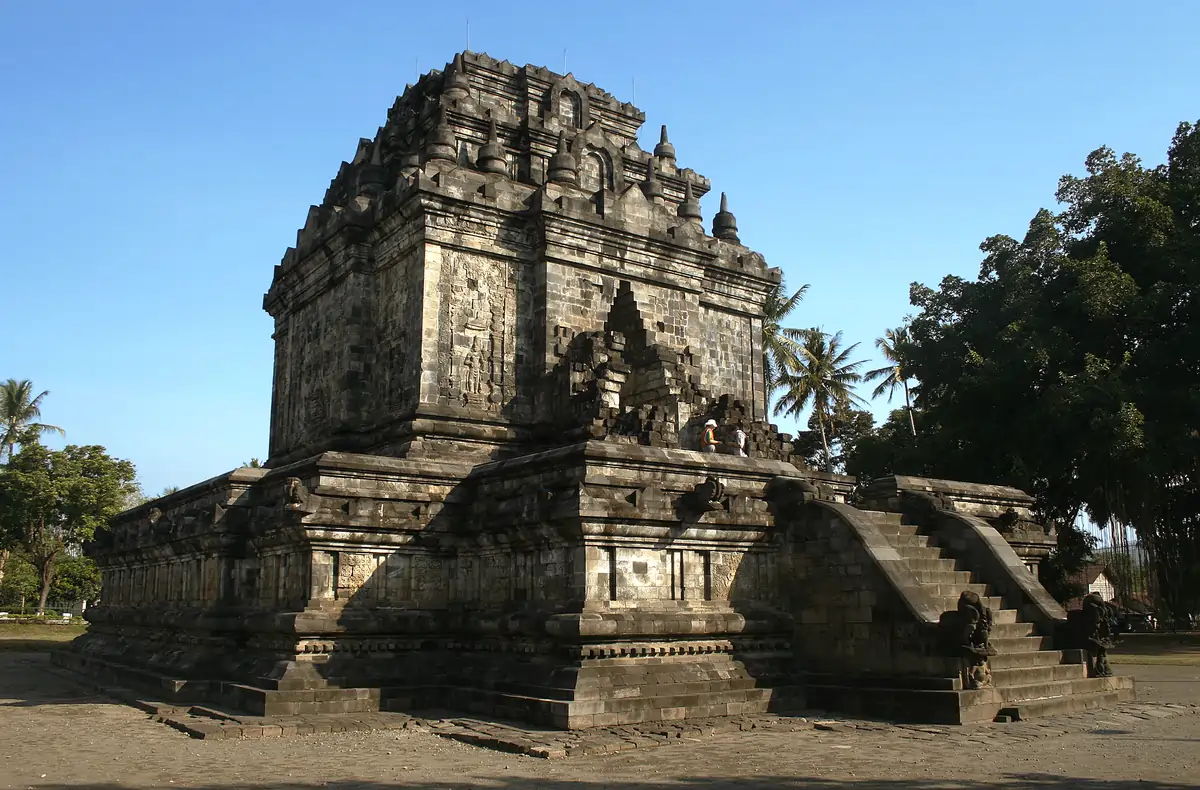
[863,510,1135,723]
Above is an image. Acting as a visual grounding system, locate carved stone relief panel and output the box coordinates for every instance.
[336,551,378,598]
[437,249,518,411]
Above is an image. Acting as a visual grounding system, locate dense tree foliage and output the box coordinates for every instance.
[762,280,811,400]
[1,379,64,462]
[848,121,1200,616]
[863,327,917,437]
[0,442,136,614]
[774,329,866,471]
[793,401,876,473]
[0,551,99,610]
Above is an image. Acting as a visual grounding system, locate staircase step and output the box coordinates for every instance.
[892,535,932,549]
[897,545,943,561]
[997,687,1135,722]
[990,622,1037,639]
[991,663,1087,687]
[913,570,974,585]
[864,510,904,527]
[990,635,1051,653]
[927,583,989,598]
[995,676,1132,704]
[904,557,959,572]
[873,523,920,538]
[989,650,1069,669]
[936,596,1007,615]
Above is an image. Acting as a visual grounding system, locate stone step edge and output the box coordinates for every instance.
[44,661,1197,758]
[994,687,1138,723]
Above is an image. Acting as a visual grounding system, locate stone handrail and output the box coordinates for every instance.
[808,500,946,624]
[930,511,1067,625]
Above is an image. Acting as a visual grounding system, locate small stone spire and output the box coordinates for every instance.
[399,150,421,177]
[476,119,508,175]
[443,52,471,101]
[654,125,676,162]
[712,192,740,242]
[641,157,665,201]
[547,129,578,186]
[424,106,458,164]
[356,137,388,198]
[677,181,701,222]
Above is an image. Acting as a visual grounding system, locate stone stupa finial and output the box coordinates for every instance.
[712,192,740,242]
[677,181,702,222]
[547,129,578,185]
[424,106,458,164]
[641,156,665,201]
[356,135,388,197]
[654,124,676,162]
[444,52,471,101]
[477,119,508,175]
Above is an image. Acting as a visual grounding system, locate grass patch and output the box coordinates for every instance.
[1109,653,1200,666]
[1109,632,1200,666]
[0,622,87,651]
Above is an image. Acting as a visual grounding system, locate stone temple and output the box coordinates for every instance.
[63,52,1133,728]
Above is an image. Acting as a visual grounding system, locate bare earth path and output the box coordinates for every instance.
[0,653,1196,790]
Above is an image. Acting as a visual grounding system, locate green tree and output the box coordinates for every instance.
[871,119,1200,610]
[0,443,136,614]
[1,379,64,461]
[774,328,866,471]
[863,326,918,437]
[761,280,810,404]
[1039,523,1099,604]
[0,551,38,610]
[50,554,102,605]
[793,401,875,473]
[0,380,66,592]
[844,408,928,482]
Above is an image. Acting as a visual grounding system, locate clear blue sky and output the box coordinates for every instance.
[2,1,1197,495]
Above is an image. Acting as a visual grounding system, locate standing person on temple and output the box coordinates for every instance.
[733,425,748,457]
[701,419,719,453]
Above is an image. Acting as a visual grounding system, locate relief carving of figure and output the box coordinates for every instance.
[957,590,996,689]
[1081,591,1116,678]
[462,337,486,396]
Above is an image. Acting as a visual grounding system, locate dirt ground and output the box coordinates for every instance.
[0,653,1196,790]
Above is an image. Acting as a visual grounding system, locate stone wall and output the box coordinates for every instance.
[261,51,783,468]
[772,496,951,680]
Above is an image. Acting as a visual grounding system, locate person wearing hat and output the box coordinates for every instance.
[701,419,719,453]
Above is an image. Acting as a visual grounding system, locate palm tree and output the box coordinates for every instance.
[864,326,918,437]
[762,280,810,404]
[774,328,866,470]
[1,379,65,462]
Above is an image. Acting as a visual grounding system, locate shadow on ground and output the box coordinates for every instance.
[0,651,111,707]
[20,777,1199,790]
